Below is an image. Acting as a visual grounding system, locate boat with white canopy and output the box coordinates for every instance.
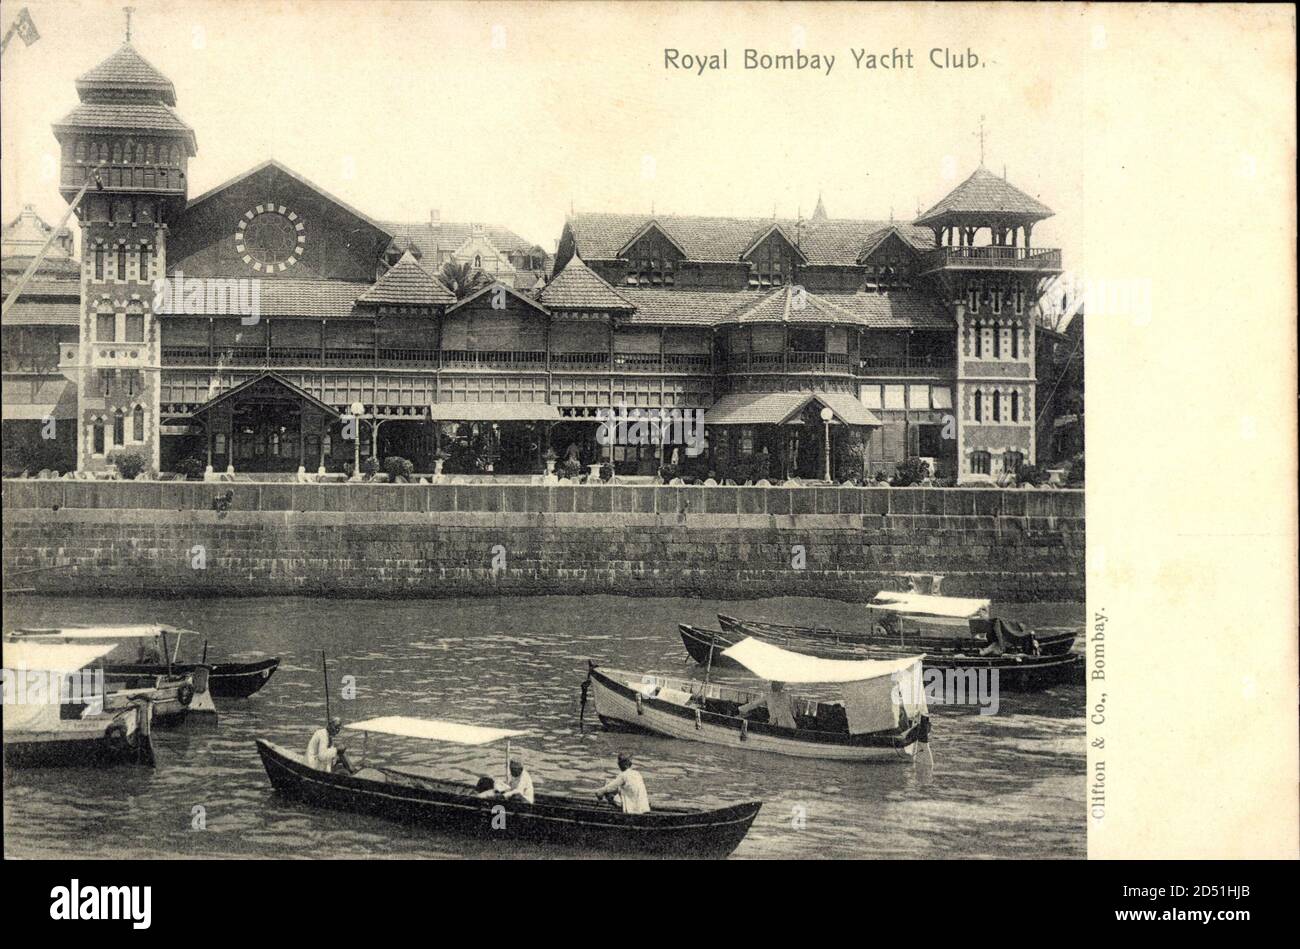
[5,625,219,725]
[255,715,761,857]
[3,640,156,767]
[585,638,930,762]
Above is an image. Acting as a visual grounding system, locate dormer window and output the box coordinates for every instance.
[748,239,793,288]
[627,254,674,286]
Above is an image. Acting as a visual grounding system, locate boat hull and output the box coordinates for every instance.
[3,704,154,769]
[717,613,1078,657]
[700,622,1081,691]
[589,666,923,762]
[103,658,279,698]
[255,740,760,858]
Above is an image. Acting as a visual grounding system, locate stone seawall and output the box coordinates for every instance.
[2,482,1085,602]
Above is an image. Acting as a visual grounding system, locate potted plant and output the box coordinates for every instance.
[382,455,415,484]
[110,451,146,481]
[433,446,451,477]
[543,446,558,476]
[360,456,380,481]
[560,458,583,481]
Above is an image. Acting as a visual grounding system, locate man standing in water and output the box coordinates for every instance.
[596,752,651,814]
[306,716,344,772]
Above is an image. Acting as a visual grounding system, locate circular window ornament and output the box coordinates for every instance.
[235,205,306,272]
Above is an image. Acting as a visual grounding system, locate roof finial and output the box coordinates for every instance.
[124,5,135,42]
[976,115,986,166]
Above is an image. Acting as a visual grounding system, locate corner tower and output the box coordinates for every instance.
[915,166,1060,482]
[53,27,197,474]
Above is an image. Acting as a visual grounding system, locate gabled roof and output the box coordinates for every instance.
[357,251,455,307]
[75,42,177,106]
[381,221,544,261]
[727,285,859,325]
[703,391,880,427]
[739,223,808,263]
[538,256,634,311]
[567,212,933,266]
[915,167,1053,225]
[190,371,340,418]
[856,226,918,263]
[446,280,550,317]
[184,160,390,237]
[615,220,689,259]
[53,102,196,154]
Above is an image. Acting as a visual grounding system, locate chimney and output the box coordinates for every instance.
[429,208,440,224]
[471,223,484,237]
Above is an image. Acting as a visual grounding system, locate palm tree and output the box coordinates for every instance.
[438,260,494,299]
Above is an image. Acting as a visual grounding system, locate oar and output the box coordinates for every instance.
[697,632,716,705]
[321,650,332,729]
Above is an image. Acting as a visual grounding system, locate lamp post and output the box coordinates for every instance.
[820,406,834,482]
[349,401,365,478]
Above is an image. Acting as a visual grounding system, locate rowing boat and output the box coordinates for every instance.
[587,638,931,763]
[684,623,1081,691]
[255,717,760,858]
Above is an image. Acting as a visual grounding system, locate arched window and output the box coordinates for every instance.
[138,244,150,281]
[113,411,125,447]
[117,244,128,280]
[112,142,122,164]
[94,244,105,281]
[171,146,181,166]
[473,254,482,268]
[322,434,332,457]
[1010,391,1020,422]
[75,141,87,162]
[96,306,115,343]
[992,391,1002,422]
[132,405,145,442]
[135,143,146,164]
[214,432,227,455]
[92,419,105,455]
[146,143,155,164]
[973,390,983,422]
[124,306,145,343]
[1003,450,1024,474]
[970,451,991,475]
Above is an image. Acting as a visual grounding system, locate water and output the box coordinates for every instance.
[2,595,1085,859]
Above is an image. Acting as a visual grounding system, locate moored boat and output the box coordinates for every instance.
[5,626,218,725]
[256,716,760,858]
[718,593,1077,657]
[587,638,931,763]
[685,622,1082,692]
[3,640,156,768]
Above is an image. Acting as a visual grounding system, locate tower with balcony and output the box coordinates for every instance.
[53,36,197,473]
[914,167,1061,481]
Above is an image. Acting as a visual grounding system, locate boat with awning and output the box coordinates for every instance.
[255,715,761,858]
[586,638,929,763]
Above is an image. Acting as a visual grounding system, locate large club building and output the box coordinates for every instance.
[2,36,1063,482]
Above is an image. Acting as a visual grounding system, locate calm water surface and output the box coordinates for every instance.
[3,595,1085,859]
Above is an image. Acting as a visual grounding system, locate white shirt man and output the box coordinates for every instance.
[597,753,651,814]
[306,717,342,772]
[501,760,535,804]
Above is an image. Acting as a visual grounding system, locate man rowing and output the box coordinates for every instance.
[595,752,651,814]
[500,758,535,804]
[737,680,797,730]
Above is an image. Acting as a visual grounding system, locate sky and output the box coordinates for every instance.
[2,0,1089,258]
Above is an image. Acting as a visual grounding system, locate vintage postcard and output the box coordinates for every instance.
[1,0,1295,914]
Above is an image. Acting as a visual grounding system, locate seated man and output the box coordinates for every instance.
[500,759,534,804]
[306,716,351,773]
[595,752,650,814]
[474,775,501,798]
[737,680,797,730]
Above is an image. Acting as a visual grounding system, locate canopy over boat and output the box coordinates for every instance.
[344,716,527,745]
[8,624,175,640]
[868,593,990,619]
[720,637,927,735]
[2,640,118,674]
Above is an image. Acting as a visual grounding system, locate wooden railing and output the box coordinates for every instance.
[61,162,186,193]
[921,246,1062,271]
[858,354,955,373]
[722,351,855,374]
[158,347,716,374]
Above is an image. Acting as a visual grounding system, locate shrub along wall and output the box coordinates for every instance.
[2,481,1084,602]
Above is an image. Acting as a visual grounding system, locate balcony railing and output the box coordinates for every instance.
[61,162,186,194]
[722,351,855,375]
[158,347,717,374]
[920,245,1061,272]
[858,354,955,374]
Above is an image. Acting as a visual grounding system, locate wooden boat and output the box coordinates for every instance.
[587,638,931,763]
[720,593,1076,657]
[5,626,218,726]
[256,716,760,858]
[3,640,156,768]
[10,625,278,699]
[685,622,1081,691]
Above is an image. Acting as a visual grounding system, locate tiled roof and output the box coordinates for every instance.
[447,280,550,316]
[567,213,933,266]
[153,277,370,319]
[616,288,754,326]
[76,43,177,106]
[54,102,196,153]
[356,252,455,306]
[703,390,880,427]
[1,271,81,298]
[916,167,1053,224]
[728,285,860,325]
[538,256,634,310]
[381,221,543,259]
[1,301,80,327]
[816,290,955,330]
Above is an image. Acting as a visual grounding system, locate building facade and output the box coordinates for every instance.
[5,35,1064,482]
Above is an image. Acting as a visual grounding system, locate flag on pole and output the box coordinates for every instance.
[15,7,40,46]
